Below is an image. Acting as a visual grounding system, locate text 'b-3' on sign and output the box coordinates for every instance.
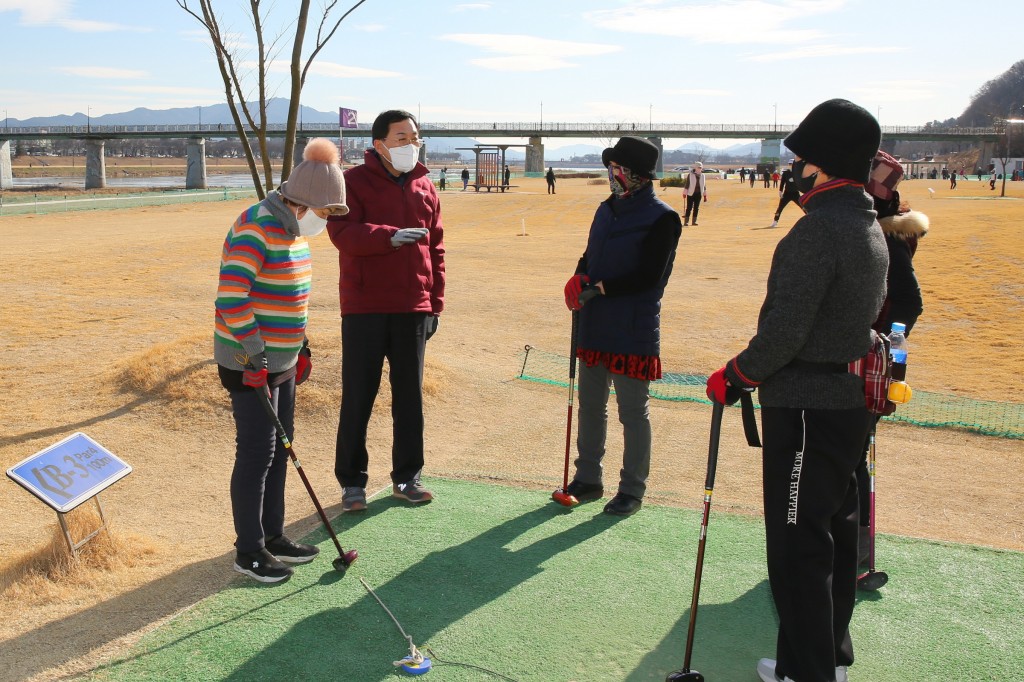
[6,433,131,514]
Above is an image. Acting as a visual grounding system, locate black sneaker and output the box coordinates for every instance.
[393,479,434,504]
[342,486,367,513]
[604,493,642,516]
[265,535,319,565]
[566,479,604,501]
[233,548,294,583]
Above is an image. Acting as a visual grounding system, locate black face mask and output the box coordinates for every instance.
[791,159,819,194]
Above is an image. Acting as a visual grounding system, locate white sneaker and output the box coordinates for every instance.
[756,658,848,682]
[771,220,779,228]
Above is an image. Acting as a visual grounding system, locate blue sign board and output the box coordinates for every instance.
[6,433,132,513]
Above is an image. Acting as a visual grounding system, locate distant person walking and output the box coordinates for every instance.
[763,169,771,188]
[749,168,756,187]
[682,161,708,226]
[990,171,997,190]
[439,167,447,191]
[461,167,470,191]
[739,167,747,183]
[772,170,780,188]
[949,170,957,190]
[546,166,557,194]
[503,164,511,188]
[771,163,804,227]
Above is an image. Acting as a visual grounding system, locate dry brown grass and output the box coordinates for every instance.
[0,174,1021,681]
[0,507,159,605]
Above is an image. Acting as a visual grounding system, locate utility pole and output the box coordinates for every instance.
[87,106,91,133]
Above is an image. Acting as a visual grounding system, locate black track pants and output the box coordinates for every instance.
[761,406,869,682]
[335,312,429,488]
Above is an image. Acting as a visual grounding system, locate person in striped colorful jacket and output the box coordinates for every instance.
[214,138,347,583]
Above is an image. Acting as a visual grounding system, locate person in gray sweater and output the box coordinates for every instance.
[706,99,888,682]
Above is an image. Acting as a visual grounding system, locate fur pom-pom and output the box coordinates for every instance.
[303,137,340,165]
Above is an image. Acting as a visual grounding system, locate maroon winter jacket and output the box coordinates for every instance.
[327,149,445,315]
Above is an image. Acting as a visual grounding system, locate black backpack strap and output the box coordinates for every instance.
[739,391,762,448]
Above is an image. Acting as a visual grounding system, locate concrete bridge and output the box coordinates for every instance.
[0,121,1002,190]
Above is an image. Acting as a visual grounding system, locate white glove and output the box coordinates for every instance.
[391,228,429,248]
[779,191,783,198]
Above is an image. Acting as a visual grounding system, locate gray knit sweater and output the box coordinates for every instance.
[726,181,889,409]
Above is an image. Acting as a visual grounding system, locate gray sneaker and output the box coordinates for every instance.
[342,486,367,512]
[393,479,433,504]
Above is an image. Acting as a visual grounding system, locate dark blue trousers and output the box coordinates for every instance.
[228,380,295,553]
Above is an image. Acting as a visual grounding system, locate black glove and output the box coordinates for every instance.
[426,315,440,340]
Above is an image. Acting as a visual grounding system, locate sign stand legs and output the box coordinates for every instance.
[56,494,108,556]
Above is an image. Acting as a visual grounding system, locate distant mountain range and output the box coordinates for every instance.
[8,98,766,161]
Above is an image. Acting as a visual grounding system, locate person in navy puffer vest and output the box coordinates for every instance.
[562,137,682,517]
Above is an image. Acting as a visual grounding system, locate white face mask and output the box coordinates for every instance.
[295,208,327,237]
[385,143,419,173]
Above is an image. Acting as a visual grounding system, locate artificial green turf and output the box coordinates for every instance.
[87,479,1023,681]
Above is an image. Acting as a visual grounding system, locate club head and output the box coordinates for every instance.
[857,570,888,591]
[666,669,704,682]
[333,550,358,573]
[551,489,580,507]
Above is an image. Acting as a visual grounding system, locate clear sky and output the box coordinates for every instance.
[2,0,1022,150]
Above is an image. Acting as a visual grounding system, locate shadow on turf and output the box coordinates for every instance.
[0,508,337,682]
[222,504,627,680]
[626,580,777,680]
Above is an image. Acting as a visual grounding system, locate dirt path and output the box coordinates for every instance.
[1,175,1021,681]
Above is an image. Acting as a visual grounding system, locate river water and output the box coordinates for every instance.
[11,166,606,190]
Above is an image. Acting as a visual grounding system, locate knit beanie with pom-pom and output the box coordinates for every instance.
[279,138,348,213]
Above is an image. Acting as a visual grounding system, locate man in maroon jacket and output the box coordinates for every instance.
[326,109,446,512]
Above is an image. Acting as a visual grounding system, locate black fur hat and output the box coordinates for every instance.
[602,137,659,178]
[784,99,881,184]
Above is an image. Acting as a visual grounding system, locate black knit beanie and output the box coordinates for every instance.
[784,99,881,184]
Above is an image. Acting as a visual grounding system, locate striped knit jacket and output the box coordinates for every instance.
[214,192,311,373]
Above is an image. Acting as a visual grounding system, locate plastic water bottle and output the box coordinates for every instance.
[888,322,908,382]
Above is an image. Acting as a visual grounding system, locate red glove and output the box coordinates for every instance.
[295,342,312,385]
[243,353,268,389]
[564,274,590,311]
[706,366,741,405]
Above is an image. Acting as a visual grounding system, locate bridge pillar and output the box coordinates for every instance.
[186,137,207,190]
[418,142,427,165]
[978,140,997,171]
[647,137,664,174]
[0,140,12,190]
[879,138,898,155]
[526,136,544,173]
[294,137,308,166]
[760,139,783,166]
[85,139,106,189]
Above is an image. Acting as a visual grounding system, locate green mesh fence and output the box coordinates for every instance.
[0,188,259,216]
[518,345,1024,440]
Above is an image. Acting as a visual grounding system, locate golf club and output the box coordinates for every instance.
[858,423,888,591]
[666,400,725,682]
[551,307,583,507]
[239,355,358,572]
[551,288,600,508]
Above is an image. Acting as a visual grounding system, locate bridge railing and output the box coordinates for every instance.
[0,122,1001,136]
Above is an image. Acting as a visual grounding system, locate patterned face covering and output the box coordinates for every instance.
[608,164,649,197]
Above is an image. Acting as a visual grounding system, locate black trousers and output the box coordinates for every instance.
[335,312,429,488]
[228,379,295,554]
[684,192,702,223]
[774,192,803,221]
[762,406,869,682]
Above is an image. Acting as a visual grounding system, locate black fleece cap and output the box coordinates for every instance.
[784,99,881,184]
[602,137,659,178]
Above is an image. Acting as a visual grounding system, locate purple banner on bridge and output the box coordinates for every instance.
[339,108,358,129]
